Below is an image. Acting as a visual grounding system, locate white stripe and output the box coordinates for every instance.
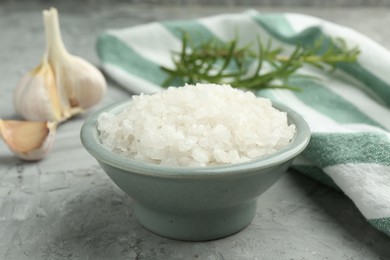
[103,63,162,94]
[107,23,181,68]
[324,163,390,219]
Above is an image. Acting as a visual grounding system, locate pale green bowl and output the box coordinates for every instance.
[80,101,310,241]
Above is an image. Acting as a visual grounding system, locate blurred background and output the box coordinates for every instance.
[2,0,390,6]
[2,0,390,115]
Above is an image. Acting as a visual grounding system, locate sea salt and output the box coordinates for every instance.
[97,83,296,167]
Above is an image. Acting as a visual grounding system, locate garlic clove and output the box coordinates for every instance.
[13,55,64,122]
[53,55,107,109]
[43,7,106,111]
[0,119,56,161]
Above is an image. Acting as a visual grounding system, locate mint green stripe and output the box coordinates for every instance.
[96,34,166,86]
[303,132,390,167]
[251,13,296,38]
[162,20,222,46]
[162,20,246,85]
[251,13,390,107]
[369,217,390,236]
[256,89,277,100]
[289,77,384,128]
[257,80,382,129]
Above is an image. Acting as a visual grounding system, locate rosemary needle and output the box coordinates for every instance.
[160,32,360,90]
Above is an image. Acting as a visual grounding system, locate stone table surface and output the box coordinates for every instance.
[0,2,390,260]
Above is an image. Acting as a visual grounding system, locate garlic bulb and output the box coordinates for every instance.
[43,7,106,112]
[5,7,106,161]
[0,119,56,161]
[13,7,106,123]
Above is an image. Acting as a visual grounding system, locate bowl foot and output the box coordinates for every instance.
[133,200,257,241]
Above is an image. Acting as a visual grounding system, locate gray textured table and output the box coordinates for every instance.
[0,2,389,259]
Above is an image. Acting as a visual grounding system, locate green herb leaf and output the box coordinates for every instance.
[160,33,360,90]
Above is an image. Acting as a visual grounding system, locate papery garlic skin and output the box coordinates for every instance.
[13,56,64,122]
[0,120,56,161]
[44,7,106,111]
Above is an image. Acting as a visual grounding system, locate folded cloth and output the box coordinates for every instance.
[96,10,390,236]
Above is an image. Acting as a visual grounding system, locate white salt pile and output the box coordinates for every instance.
[97,83,296,167]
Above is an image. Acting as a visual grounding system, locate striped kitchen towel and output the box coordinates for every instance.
[96,10,390,236]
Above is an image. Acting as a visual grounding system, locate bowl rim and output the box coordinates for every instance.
[80,99,311,178]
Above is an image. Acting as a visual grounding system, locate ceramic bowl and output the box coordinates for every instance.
[80,100,310,241]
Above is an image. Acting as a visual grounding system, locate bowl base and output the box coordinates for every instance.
[133,200,257,241]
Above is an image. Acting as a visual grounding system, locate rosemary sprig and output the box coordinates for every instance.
[161,32,360,90]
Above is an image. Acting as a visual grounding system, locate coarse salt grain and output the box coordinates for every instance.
[97,83,296,167]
